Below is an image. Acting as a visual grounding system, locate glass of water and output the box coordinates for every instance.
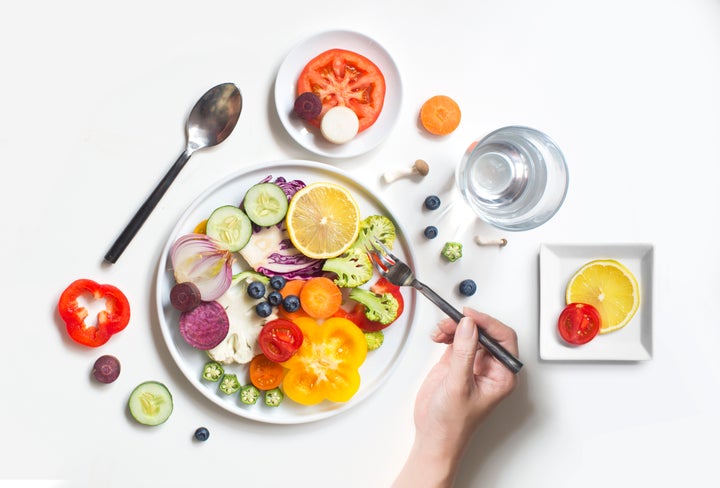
[455,126,569,231]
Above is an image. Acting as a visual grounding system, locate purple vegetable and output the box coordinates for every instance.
[258,175,306,202]
[294,92,322,120]
[239,224,324,280]
[170,282,202,312]
[92,355,121,383]
[179,301,230,350]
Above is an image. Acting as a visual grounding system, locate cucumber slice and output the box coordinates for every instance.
[206,205,252,252]
[128,381,173,426]
[243,183,289,227]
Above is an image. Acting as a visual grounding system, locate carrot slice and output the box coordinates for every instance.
[299,277,343,319]
[278,280,309,321]
[420,95,461,135]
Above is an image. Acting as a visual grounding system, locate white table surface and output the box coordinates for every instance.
[3,1,720,486]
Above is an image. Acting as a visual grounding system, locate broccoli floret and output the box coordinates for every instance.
[322,247,374,287]
[354,215,396,250]
[349,288,399,325]
[364,330,385,351]
[441,241,463,262]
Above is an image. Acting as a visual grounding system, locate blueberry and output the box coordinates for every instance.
[247,281,266,299]
[423,225,438,239]
[255,301,273,317]
[194,427,210,442]
[282,295,300,313]
[269,276,286,290]
[267,291,283,306]
[424,195,441,210]
[459,279,477,297]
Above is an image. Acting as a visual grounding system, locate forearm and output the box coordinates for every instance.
[392,435,467,488]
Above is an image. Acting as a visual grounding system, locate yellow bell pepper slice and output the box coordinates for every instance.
[281,316,368,405]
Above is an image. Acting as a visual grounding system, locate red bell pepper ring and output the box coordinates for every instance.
[58,279,131,347]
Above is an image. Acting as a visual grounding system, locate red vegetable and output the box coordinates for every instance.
[57,279,130,347]
[558,303,601,345]
[258,318,304,363]
[178,301,229,350]
[334,277,404,332]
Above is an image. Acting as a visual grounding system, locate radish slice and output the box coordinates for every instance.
[320,106,359,144]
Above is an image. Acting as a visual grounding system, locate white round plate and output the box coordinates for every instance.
[274,30,402,159]
[156,160,417,424]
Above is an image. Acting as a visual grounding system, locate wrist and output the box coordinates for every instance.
[393,434,468,488]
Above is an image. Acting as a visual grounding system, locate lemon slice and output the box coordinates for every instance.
[286,182,360,259]
[565,259,640,334]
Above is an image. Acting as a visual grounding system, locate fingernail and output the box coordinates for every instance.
[456,317,474,339]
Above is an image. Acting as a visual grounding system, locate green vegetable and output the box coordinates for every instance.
[322,247,374,287]
[441,241,463,262]
[239,384,261,405]
[264,387,284,407]
[201,361,225,382]
[128,381,173,426]
[354,215,396,250]
[364,330,384,351]
[242,183,289,227]
[348,287,399,325]
[218,374,241,394]
[206,205,253,252]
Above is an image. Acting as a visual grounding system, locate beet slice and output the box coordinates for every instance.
[178,301,229,350]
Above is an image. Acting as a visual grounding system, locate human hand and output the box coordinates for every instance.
[393,308,519,487]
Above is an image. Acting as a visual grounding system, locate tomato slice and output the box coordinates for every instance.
[297,48,386,132]
[249,354,285,391]
[258,318,304,363]
[558,303,601,345]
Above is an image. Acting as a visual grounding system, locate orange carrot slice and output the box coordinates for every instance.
[299,277,343,319]
[278,280,309,321]
[420,95,461,136]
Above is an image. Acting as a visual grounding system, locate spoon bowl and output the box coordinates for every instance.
[105,83,242,264]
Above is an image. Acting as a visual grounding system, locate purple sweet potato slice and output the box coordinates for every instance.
[178,301,229,350]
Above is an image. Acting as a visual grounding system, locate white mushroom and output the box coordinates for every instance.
[474,237,508,247]
[382,159,430,184]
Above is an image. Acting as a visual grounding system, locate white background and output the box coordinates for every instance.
[2,0,719,486]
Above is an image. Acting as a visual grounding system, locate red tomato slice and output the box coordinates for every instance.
[297,48,386,132]
[249,354,285,391]
[558,303,601,345]
[258,318,304,363]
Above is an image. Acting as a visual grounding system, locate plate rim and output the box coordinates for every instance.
[273,29,403,158]
[155,159,418,423]
[538,242,654,362]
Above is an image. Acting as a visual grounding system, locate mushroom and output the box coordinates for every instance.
[382,159,430,184]
[474,236,508,247]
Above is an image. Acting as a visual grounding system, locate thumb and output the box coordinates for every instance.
[449,317,478,381]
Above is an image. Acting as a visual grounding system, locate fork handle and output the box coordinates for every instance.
[412,280,523,374]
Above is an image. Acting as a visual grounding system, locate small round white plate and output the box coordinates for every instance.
[274,30,402,159]
[156,160,417,424]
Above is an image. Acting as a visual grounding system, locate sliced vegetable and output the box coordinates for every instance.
[205,205,253,252]
[201,361,225,382]
[294,92,323,120]
[420,95,461,136]
[219,373,241,394]
[322,247,374,288]
[348,287,398,326]
[242,183,289,227]
[240,384,261,405]
[239,224,324,279]
[281,317,367,405]
[441,241,463,262]
[57,279,130,347]
[128,381,173,426]
[353,215,397,250]
[277,279,307,321]
[259,175,306,201]
[264,388,284,407]
[170,233,233,301]
[92,355,121,383]
[558,303,602,345]
[258,318,304,363]
[170,282,201,312]
[249,354,285,391]
[339,277,404,332]
[179,301,229,350]
[299,277,343,319]
[320,106,360,144]
[364,330,384,351]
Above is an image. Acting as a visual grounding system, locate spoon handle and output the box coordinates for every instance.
[104,149,191,263]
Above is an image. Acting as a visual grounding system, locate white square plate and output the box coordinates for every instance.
[539,243,654,361]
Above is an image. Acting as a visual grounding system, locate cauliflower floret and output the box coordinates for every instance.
[208,271,275,365]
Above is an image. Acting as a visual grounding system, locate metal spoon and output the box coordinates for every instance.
[104,83,242,264]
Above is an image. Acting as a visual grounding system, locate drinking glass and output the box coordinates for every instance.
[455,126,569,231]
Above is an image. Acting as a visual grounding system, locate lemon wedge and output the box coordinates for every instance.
[286,182,360,259]
[565,259,640,334]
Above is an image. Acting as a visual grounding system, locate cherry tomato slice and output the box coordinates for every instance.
[258,318,304,363]
[297,48,386,132]
[249,354,285,391]
[558,303,601,345]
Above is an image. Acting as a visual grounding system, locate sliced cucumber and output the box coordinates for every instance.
[128,381,173,426]
[243,183,289,227]
[206,205,252,252]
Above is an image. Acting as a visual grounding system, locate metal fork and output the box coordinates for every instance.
[368,240,523,374]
